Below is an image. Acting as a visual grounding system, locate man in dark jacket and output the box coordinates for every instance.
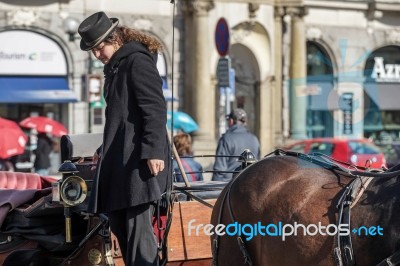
[34,133,53,176]
[212,108,260,181]
[78,12,170,266]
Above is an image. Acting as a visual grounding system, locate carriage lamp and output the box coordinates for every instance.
[238,149,257,169]
[53,160,80,202]
[58,160,79,175]
[60,175,87,243]
[60,175,88,206]
[55,160,87,243]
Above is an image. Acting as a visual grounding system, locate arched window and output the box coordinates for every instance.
[306,41,334,138]
[307,42,333,76]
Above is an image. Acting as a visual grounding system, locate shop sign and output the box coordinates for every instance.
[340,93,353,135]
[295,85,322,97]
[0,30,67,75]
[217,57,231,87]
[371,57,400,83]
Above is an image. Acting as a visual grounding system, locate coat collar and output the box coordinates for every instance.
[226,124,249,134]
[103,41,156,78]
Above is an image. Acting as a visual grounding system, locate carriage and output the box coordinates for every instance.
[0,132,243,265]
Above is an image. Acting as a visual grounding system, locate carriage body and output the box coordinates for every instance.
[0,133,224,265]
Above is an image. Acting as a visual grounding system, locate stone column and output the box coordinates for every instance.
[257,77,273,155]
[287,6,307,139]
[182,0,215,141]
[273,6,285,147]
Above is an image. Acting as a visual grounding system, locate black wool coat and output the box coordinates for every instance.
[34,135,52,169]
[88,41,170,213]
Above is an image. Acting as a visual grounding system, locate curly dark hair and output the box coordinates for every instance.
[104,26,162,53]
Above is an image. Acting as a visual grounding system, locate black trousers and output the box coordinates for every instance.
[108,203,158,266]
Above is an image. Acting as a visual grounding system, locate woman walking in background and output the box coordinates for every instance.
[173,133,203,182]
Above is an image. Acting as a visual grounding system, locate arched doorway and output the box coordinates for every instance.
[306,41,335,138]
[229,43,259,134]
[219,21,271,153]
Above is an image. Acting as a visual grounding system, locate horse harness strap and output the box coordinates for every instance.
[276,150,400,266]
[350,177,373,208]
[275,150,399,266]
[376,250,400,266]
[226,175,253,266]
[334,176,374,266]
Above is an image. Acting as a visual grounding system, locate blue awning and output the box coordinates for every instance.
[0,77,78,103]
[161,76,177,101]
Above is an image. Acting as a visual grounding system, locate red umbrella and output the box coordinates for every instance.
[0,117,21,130]
[0,127,27,159]
[20,116,68,137]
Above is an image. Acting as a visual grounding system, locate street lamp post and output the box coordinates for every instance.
[63,17,80,41]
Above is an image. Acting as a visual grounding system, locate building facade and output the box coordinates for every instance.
[302,0,400,144]
[1,0,400,161]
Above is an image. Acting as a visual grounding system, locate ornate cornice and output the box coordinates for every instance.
[286,6,307,18]
[181,0,215,16]
[6,9,38,26]
[274,6,285,19]
[306,26,322,40]
[386,29,400,44]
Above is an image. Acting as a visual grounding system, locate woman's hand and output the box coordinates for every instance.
[91,151,100,171]
[147,159,164,176]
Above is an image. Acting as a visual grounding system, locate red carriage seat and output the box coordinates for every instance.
[0,172,56,190]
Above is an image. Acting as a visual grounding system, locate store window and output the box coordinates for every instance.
[364,45,400,143]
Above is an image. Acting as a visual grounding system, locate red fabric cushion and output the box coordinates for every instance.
[152,214,167,243]
[0,172,56,190]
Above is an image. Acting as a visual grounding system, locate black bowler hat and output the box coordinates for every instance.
[78,11,119,51]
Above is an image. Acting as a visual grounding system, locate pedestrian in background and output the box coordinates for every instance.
[212,108,260,182]
[78,11,170,266]
[0,158,14,172]
[173,133,203,182]
[34,133,53,176]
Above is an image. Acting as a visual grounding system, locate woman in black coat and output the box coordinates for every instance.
[78,12,170,266]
